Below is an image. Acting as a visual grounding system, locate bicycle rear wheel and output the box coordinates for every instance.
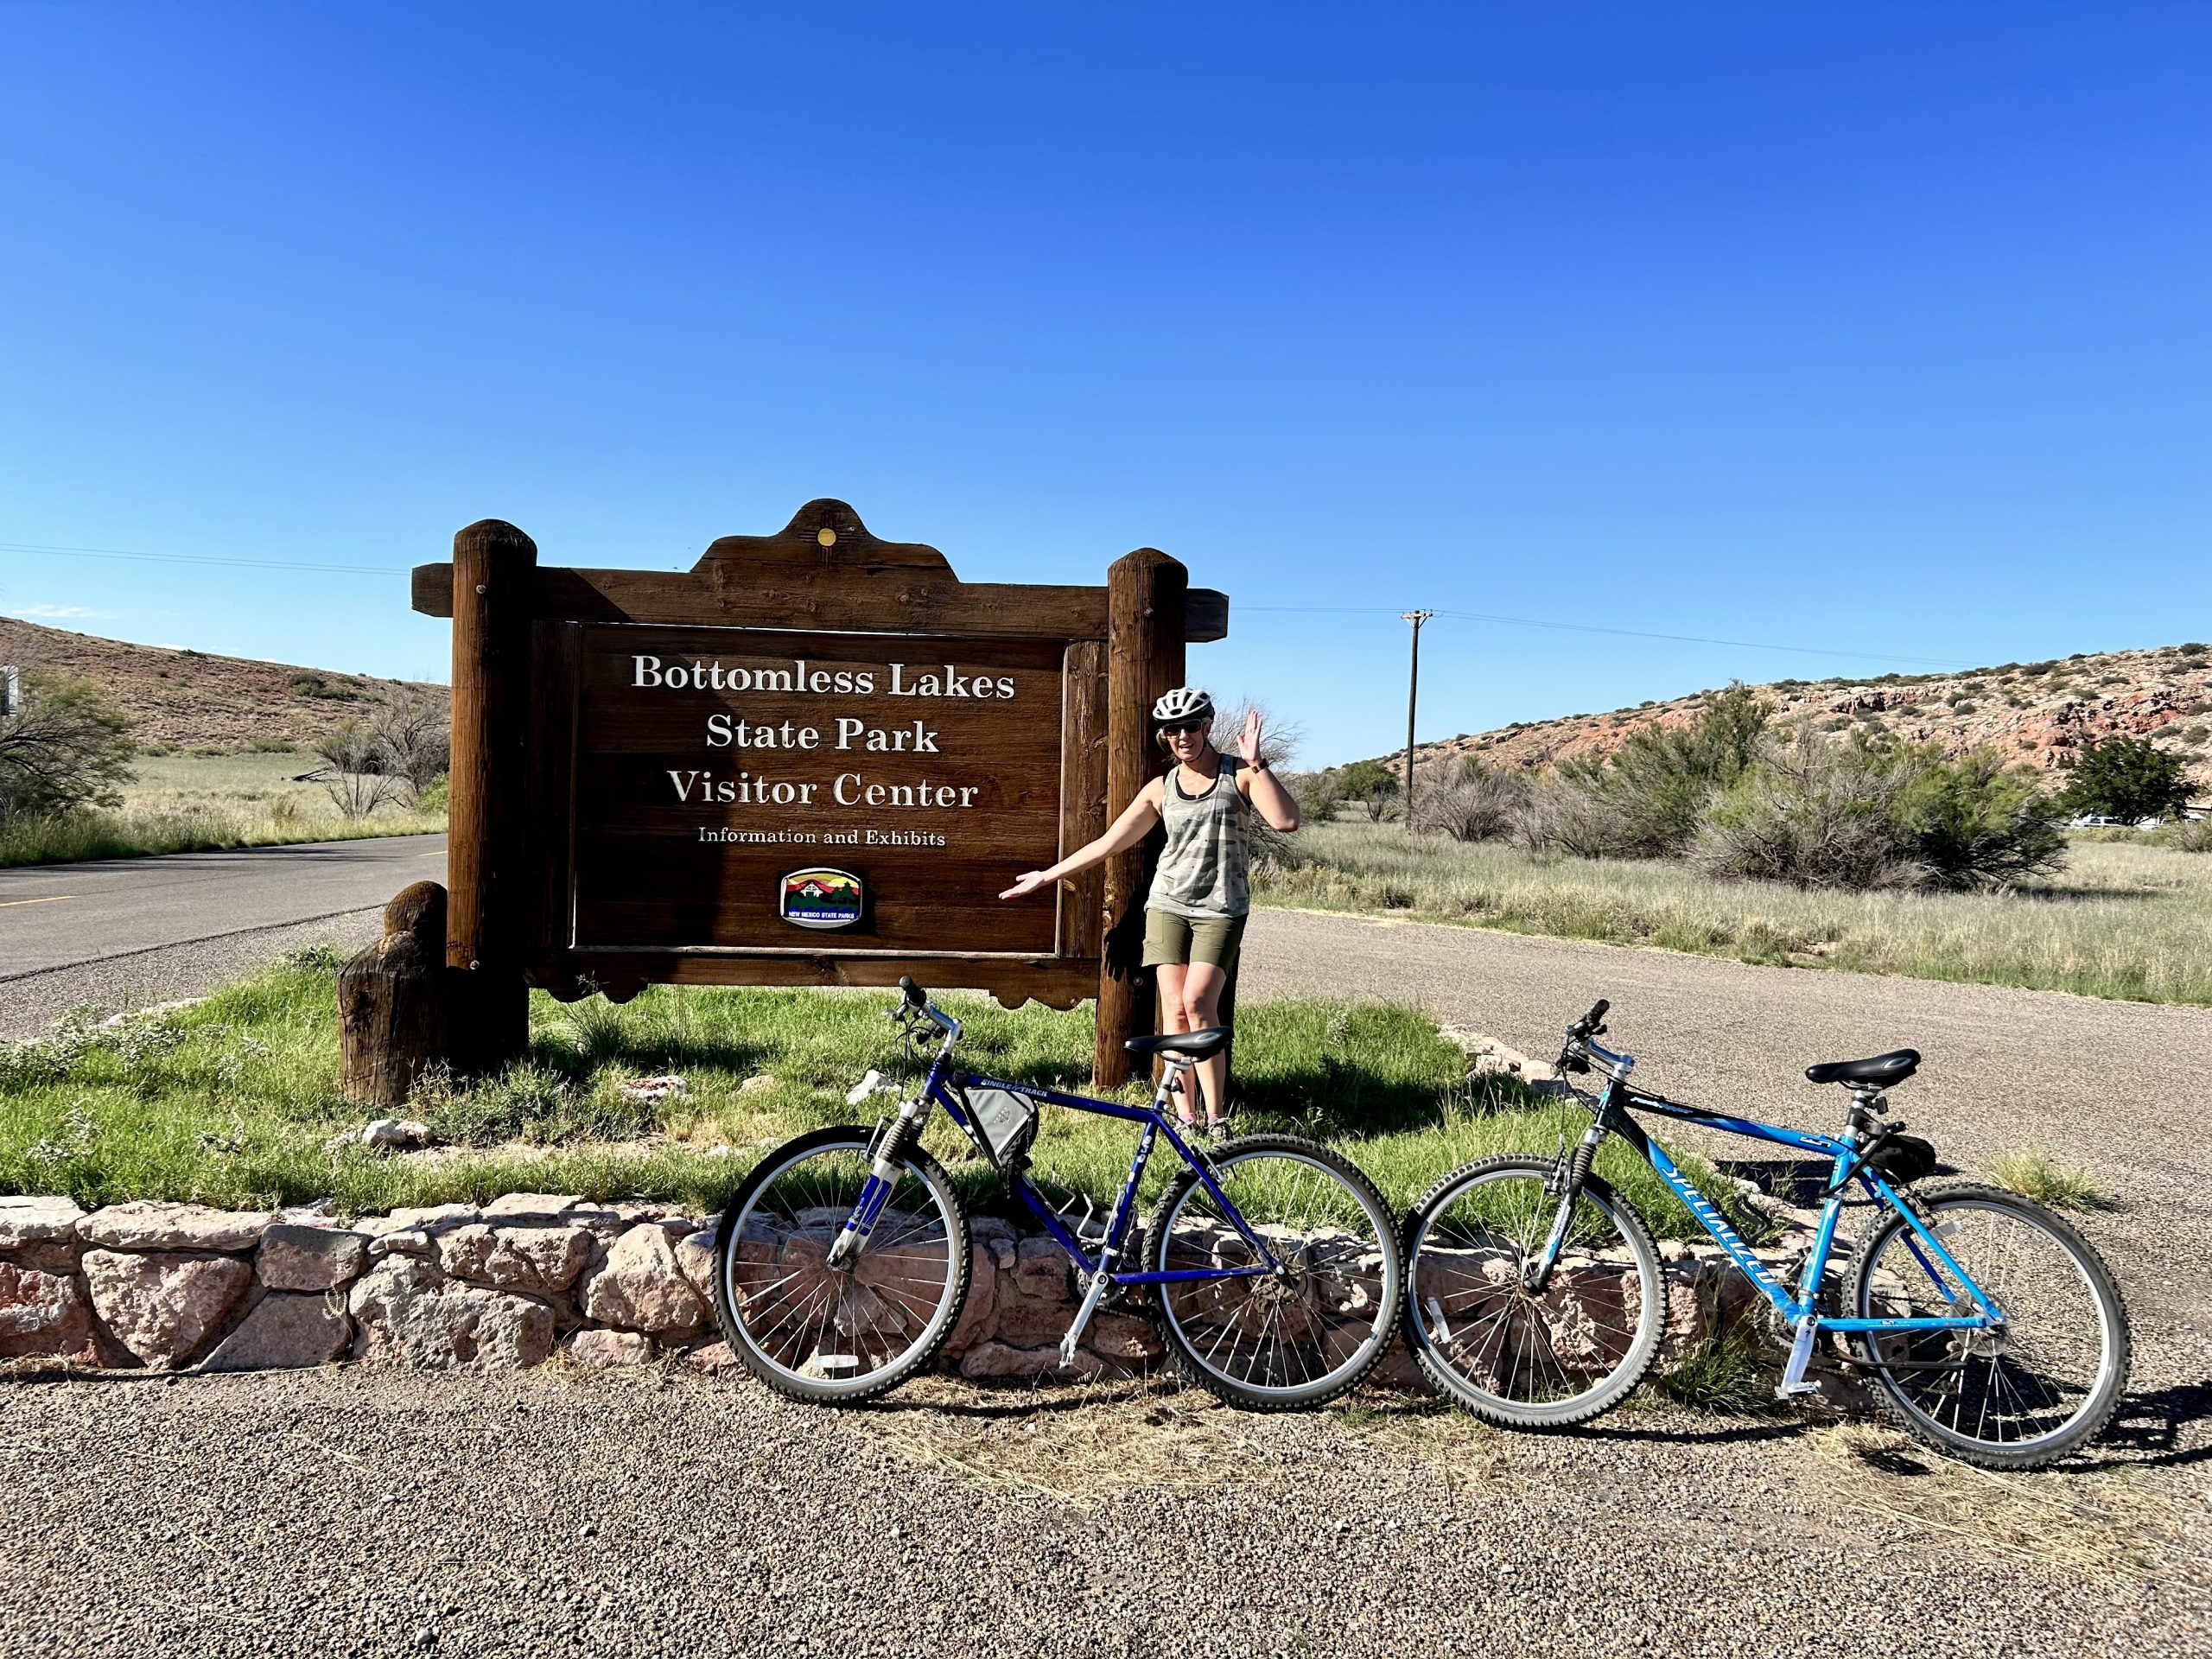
[712,1126,970,1405]
[1847,1183,2129,1469]
[1402,1156,1662,1428]
[1143,1135,1402,1410]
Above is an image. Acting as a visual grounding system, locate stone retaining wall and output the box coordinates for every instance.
[0,1193,1824,1397]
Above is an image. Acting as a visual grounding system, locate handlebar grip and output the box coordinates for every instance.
[898,975,927,1009]
[1588,998,1609,1026]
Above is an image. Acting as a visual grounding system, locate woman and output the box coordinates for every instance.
[1000,688,1300,1141]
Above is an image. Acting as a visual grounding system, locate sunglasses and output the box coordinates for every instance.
[1159,718,1210,736]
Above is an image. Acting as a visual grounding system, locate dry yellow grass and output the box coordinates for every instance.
[1807,1423,2190,1585]
[868,1375,1278,1507]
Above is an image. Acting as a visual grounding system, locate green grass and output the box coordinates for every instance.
[0,957,1749,1234]
[1256,819,2212,1005]
[1,751,444,868]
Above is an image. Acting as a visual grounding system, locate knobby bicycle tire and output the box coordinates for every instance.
[1142,1134,1403,1411]
[1844,1181,2130,1470]
[1400,1155,1664,1429]
[711,1125,972,1406]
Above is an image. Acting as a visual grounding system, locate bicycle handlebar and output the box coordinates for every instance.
[1567,998,1610,1039]
[893,976,960,1037]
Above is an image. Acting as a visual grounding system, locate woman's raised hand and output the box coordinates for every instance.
[999,870,1052,900]
[1237,706,1264,765]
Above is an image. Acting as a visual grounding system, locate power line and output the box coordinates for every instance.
[3,537,1974,671]
[0,541,401,576]
[1238,602,1973,670]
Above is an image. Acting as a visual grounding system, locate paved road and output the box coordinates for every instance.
[0,835,445,1036]
[3,1366,2203,1659]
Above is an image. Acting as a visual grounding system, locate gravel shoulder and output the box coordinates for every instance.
[4,1364,2205,1659]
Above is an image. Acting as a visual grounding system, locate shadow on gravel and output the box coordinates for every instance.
[2075,1382,2212,1471]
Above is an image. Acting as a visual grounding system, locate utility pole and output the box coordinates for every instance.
[1401,610,1432,822]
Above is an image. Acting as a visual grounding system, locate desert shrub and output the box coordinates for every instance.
[287,671,355,701]
[1695,731,2062,892]
[2179,642,2209,658]
[312,720,408,820]
[1411,765,1529,843]
[2057,736,2192,825]
[1892,748,2065,890]
[1692,728,1918,890]
[1512,774,1627,856]
[370,689,450,793]
[2147,817,2212,853]
[1546,683,1770,858]
[0,669,136,822]
[1338,758,1398,822]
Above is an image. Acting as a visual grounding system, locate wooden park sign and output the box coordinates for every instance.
[344,499,1226,1100]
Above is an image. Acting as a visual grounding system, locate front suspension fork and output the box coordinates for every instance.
[826,1099,928,1269]
[1525,1122,1606,1293]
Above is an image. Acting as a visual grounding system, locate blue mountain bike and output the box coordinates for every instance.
[1402,1000,2130,1469]
[711,977,1403,1409]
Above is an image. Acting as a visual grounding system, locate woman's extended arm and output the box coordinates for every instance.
[1234,708,1300,832]
[998,782,1162,899]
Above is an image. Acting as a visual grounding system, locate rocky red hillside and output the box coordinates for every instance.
[0,618,446,753]
[1404,644,2212,791]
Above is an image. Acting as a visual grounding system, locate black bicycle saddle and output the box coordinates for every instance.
[1804,1049,1921,1089]
[1124,1027,1230,1060]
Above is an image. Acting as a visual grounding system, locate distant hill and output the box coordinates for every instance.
[0,618,447,753]
[1387,643,2212,791]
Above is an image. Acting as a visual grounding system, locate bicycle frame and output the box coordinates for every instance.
[1587,1077,2007,1340]
[831,1019,1287,1309]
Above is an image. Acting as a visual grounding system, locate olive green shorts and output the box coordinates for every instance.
[1141,909,1247,972]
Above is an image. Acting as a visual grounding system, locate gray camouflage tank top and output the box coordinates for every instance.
[1147,758,1251,920]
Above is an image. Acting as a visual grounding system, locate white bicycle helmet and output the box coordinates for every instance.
[1152,687,1215,724]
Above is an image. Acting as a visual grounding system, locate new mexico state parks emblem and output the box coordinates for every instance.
[779,868,864,930]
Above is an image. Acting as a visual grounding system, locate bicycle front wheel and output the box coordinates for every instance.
[1847,1183,2129,1469]
[1402,1156,1662,1429]
[1144,1135,1402,1410]
[712,1126,971,1405]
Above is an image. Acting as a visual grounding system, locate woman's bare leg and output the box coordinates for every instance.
[1180,962,1230,1125]
[1154,963,1200,1125]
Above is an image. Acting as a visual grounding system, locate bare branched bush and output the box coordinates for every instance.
[1513,775,1634,857]
[1412,764,1530,842]
[1207,695,1305,862]
[312,719,408,820]
[372,689,450,793]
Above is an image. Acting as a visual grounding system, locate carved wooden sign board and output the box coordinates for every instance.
[413,500,1223,1076]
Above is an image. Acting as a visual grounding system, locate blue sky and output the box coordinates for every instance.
[2,4,2205,766]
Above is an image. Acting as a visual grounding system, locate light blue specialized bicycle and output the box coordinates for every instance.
[1402,999,2130,1468]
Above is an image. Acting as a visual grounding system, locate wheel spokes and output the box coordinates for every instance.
[724,1144,958,1388]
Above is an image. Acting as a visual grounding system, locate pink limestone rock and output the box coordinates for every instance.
[201,1292,352,1372]
[80,1249,253,1367]
[435,1222,594,1294]
[257,1224,369,1292]
[567,1328,655,1369]
[0,1262,96,1361]
[78,1201,272,1252]
[578,1224,707,1336]
[348,1255,555,1370]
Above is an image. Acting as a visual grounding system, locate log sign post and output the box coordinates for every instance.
[338,500,1226,1105]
